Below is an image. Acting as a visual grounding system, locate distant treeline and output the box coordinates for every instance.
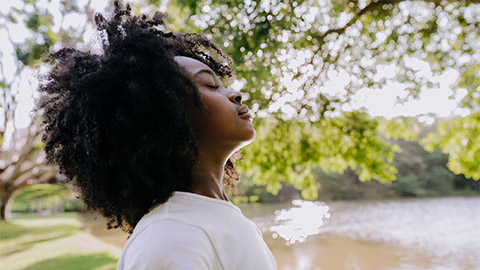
[236,139,479,203]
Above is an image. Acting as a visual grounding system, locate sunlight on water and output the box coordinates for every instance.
[269,200,330,245]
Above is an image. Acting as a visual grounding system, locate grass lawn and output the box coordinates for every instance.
[0,212,121,270]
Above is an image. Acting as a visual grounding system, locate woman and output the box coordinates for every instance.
[38,1,276,269]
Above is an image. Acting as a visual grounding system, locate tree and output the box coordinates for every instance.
[0,0,94,220]
[1,0,478,217]
[0,120,57,220]
[422,113,480,180]
[161,0,480,197]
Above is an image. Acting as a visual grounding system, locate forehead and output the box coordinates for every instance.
[174,56,213,75]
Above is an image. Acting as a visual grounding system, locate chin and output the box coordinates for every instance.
[237,127,256,149]
[247,127,256,142]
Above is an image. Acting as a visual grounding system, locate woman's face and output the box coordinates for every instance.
[175,56,255,153]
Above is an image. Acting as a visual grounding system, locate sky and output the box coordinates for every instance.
[0,0,472,134]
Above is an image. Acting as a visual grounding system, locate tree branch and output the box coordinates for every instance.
[314,0,480,43]
[314,0,403,45]
[12,165,56,189]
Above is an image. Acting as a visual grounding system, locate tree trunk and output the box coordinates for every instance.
[0,186,15,221]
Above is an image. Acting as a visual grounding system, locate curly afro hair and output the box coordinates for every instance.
[38,1,240,233]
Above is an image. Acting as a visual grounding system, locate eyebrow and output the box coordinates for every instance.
[194,69,216,77]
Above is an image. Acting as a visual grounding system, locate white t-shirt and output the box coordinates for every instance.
[116,191,276,270]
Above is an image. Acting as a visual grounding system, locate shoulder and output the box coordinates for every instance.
[120,219,222,270]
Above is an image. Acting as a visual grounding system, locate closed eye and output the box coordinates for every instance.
[207,85,219,90]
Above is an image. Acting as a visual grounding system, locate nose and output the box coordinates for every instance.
[229,90,242,104]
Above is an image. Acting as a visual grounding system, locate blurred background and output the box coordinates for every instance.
[1,0,479,269]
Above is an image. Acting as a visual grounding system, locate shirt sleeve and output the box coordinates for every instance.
[121,219,222,270]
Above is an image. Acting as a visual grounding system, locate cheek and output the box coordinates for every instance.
[202,101,233,129]
[188,95,231,133]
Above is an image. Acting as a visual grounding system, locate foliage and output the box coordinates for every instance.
[391,139,456,196]
[0,0,95,220]
[377,117,419,141]
[168,0,480,110]
[1,0,479,209]
[237,137,474,202]
[422,113,480,180]
[162,0,480,195]
[11,183,85,213]
[239,111,399,199]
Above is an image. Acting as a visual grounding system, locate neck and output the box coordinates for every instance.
[187,153,229,201]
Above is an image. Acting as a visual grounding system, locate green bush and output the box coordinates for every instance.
[12,184,86,213]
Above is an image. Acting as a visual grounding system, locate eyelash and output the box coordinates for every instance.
[207,85,219,90]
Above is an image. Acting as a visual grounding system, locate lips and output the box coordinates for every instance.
[239,112,252,120]
[238,105,253,120]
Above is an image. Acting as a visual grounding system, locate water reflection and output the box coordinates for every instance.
[269,200,330,245]
[262,196,480,270]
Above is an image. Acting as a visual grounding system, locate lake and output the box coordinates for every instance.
[80,196,480,270]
